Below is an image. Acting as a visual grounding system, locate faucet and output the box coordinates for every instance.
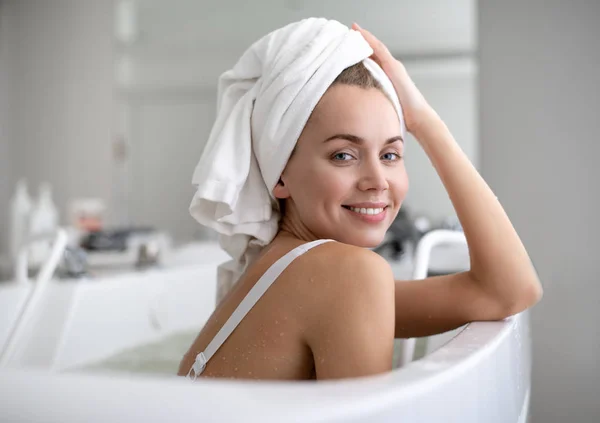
[60,246,89,279]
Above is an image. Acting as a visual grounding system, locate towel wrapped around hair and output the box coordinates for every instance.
[189,17,406,301]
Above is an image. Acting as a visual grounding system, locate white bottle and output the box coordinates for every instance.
[9,179,33,261]
[28,182,59,268]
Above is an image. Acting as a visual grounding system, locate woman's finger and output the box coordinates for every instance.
[350,23,383,67]
[351,23,393,66]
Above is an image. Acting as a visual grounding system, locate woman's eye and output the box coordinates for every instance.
[381,152,402,161]
[332,152,354,161]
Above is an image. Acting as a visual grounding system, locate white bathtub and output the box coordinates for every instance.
[0,236,531,423]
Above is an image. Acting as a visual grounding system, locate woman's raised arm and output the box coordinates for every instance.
[352,23,542,337]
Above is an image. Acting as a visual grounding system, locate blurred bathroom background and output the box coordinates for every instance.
[0,0,598,421]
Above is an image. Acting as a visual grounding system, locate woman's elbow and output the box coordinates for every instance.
[498,277,543,318]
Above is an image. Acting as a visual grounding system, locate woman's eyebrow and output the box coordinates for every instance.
[322,134,404,144]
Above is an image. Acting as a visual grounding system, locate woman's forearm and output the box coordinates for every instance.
[413,115,542,313]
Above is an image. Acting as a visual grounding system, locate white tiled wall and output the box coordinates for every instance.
[0,0,114,254]
[126,93,218,241]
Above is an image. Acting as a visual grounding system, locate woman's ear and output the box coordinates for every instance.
[273,178,290,199]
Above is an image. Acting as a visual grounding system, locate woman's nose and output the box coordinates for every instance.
[357,158,389,192]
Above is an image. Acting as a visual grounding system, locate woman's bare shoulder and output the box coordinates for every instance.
[301,241,394,282]
[286,241,395,313]
[294,242,396,379]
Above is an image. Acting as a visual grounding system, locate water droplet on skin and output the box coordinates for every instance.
[248,371,252,376]
[275,320,279,324]
[274,367,279,372]
[234,367,238,372]
[284,316,288,321]
[222,356,226,361]
[280,332,284,337]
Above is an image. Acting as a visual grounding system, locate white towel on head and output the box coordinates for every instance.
[189,17,406,301]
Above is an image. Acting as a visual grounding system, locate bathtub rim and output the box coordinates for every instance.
[0,314,527,423]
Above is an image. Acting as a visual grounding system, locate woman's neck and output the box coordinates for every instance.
[276,201,320,243]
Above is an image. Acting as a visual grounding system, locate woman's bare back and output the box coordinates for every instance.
[178,233,396,381]
[178,236,333,380]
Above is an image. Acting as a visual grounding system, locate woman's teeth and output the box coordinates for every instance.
[348,207,385,215]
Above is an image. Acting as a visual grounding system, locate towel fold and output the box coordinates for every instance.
[189,18,405,301]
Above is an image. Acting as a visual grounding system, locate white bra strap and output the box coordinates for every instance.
[187,239,333,380]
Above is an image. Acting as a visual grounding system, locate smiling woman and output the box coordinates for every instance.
[179,18,541,381]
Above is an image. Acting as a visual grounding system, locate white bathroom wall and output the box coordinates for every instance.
[5,0,114,231]
[0,0,14,256]
[479,1,600,422]
[128,0,476,66]
[124,91,219,241]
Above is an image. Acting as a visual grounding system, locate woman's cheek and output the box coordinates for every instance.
[392,169,409,203]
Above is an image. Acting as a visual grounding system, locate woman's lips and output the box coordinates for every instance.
[345,202,388,208]
[342,205,388,223]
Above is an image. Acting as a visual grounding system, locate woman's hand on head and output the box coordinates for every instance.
[351,22,441,135]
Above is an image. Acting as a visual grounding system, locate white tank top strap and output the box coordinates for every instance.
[187,239,334,380]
